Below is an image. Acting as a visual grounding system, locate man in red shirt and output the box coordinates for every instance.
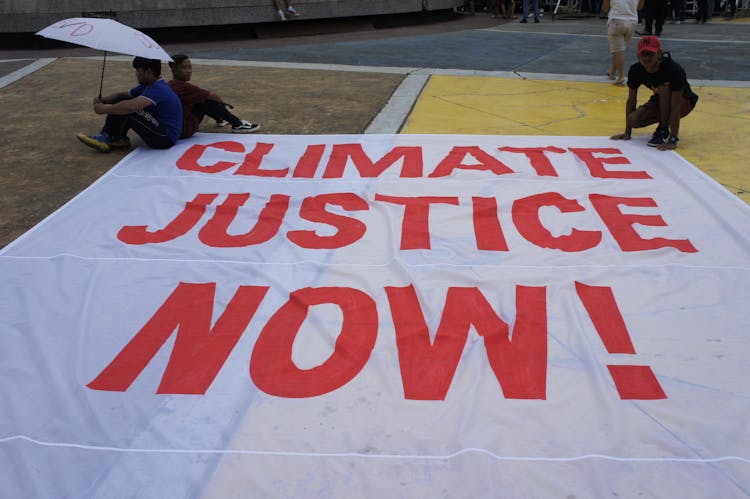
[168,54,260,138]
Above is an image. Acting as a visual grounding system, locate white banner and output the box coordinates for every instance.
[1,134,749,498]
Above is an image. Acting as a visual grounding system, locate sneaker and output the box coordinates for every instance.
[277,9,286,20]
[216,120,230,128]
[534,17,540,22]
[287,6,300,16]
[109,136,131,149]
[520,18,527,23]
[77,132,111,153]
[231,120,261,134]
[647,127,670,147]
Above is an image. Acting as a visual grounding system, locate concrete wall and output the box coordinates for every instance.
[2,0,463,33]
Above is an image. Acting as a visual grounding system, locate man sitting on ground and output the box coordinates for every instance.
[610,35,699,150]
[77,57,182,153]
[168,54,260,138]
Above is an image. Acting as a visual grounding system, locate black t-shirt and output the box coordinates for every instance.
[627,55,699,107]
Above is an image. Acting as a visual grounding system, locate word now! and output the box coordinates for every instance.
[88,282,667,401]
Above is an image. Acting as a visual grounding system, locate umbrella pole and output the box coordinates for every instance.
[98,51,107,100]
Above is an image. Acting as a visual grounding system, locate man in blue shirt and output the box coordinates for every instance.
[78,57,183,153]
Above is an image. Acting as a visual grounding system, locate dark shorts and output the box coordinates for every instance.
[631,95,697,127]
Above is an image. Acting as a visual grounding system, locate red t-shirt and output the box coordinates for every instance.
[168,79,212,138]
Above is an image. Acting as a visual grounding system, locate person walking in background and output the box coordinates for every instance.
[274,0,300,20]
[666,0,686,23]
[610,36,699,150]
[604,0,644,85]
[492,0,517,18]
[642,0,666,34]
[520,0,540,22]
[168,54,260,138]
[695,0,710,22]
[724,0,736,18]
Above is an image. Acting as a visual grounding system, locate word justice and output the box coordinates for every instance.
[175,141,654,179]
[88,282,667,401]
[118,191,698,253]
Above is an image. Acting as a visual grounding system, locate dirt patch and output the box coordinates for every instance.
[0,57,403,247]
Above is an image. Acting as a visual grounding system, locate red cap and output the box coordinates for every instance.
[637,36,661,55]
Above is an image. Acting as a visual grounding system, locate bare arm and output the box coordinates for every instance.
[100,91,132,104]
[667,90,683,138]
[611,87,638,140]
[657,90,684,150]
[93,95,152,115]
[602,0,610,13]
[657,83,671,129]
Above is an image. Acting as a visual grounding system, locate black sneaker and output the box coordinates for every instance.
[647,127,670,147]
[231,120,261,134]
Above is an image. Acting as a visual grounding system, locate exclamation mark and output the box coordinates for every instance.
[575,282,667,400]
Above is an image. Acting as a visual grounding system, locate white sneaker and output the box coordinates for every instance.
[231,120,261,133]
[287,6,300,16]
[278,9,286,20]
[215,120,230,127]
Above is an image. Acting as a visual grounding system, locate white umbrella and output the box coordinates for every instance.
[36,17,173,97]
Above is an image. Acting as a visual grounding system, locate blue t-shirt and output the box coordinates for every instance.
[130,78,183,144]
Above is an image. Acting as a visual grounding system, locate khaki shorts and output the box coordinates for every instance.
[607,19,636,53]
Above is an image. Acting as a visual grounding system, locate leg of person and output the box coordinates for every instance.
[655,0,666,34]
[613,51,626,84]
[521,0,529,21]
[677,0,686,21]
[606,21,619,80]
[533,0,540,21]
[195,100,233,126]
[638,97,670,146]
[644,0,655,32]
[679,96,696,118]
[77,114,131,153]
[627,99,661,131]
[199,100,260,134]
[285,1,299,16]
[615,23,635,84]
[272,0,286,20]
[119,110,175,149]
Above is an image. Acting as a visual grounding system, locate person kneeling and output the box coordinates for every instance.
[610,36,699,151]
[77,57,183,153]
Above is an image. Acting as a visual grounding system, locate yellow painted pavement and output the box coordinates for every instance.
[402,76,750,203]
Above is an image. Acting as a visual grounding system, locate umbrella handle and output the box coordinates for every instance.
[98,51,107,100]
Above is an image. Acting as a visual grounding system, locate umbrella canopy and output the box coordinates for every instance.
[36,17,172,62]
[36,18,172,98]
